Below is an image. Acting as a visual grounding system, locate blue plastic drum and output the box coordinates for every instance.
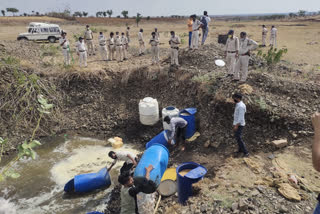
[146,130,169,149]
[179,108,197,139]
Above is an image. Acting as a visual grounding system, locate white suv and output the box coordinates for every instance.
[17,22,62,43]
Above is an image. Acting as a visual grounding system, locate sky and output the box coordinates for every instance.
[0,0,319,16]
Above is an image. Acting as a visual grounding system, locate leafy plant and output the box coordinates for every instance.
[121,10,129,18]
[106,10,113,18]
[257,47,287,71]
[255,97,267,111]
[40,44,59,57]
[1,56,20,66]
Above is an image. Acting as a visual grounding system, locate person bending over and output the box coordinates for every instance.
[109,150,138,175]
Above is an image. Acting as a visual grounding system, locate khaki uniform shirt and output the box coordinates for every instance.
[107,37,114,46]
[149,37,159,46]
[262,27,268,36]
[98,35,106,46]
[76,41,86,52]
[225,37,239,52]
[169,36,181,48]
[121,36,128,45]
[59,38,69,49]
[138,32,144,42]
[239,38,258,55]
[84,29,93,40]
[115,35,122,45]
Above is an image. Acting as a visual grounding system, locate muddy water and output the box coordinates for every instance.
[0,136,141,214]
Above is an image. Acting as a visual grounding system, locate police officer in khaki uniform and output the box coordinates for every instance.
[115,32,123,62]
[126,27,130,43]
[149,32,160,65]
[75,37,87,67]
[121,32,129,60]
[234,32,258,82]
[225,30,239,77]
[98,32,108,61]
[169,31,181,66]
[262,25,268,47]
[107,32,115,61]
[84,25,95,56]
[270,25,277,48]
[191,15,203,50]
[59,32,71,65]
[138,29,145,56]
[155,28,160,41]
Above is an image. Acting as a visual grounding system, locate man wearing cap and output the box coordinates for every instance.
[191,15,203,50]
[225,30,239,77]
[138,29,145,56]
[121,32,129,60]
[75,37,87,67]
[233,32,258,83]
[126,27,130,43]
[107,32,115,61]
[169,31,181,66]
[59,32,71,65]
[84,25,95,56]
[115,32,123,62]
[262,25,268,47]
[149,32,160,65]
[270,25,277,48]
[98,32,108,61]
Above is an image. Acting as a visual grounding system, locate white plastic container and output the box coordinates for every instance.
[162,106,180,130]
[139,97,159,125]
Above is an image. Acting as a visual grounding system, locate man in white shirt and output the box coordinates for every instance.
[200,11,211,45]
[98,32,108,61]
[149,32,160,65]
[138,29,145,56]
[270,25,277,48]
[154,28,160,41]
[121,32,129,60]
[164,116,188,150]
[115,32,123,62]
[234,32,258,82]
[262,25,268,47]
[233,93,249,157]
[225,30,239,77]
[84,25,95,56]
[75,37,87,67]
[169,31,181,66]
[191,15,203,50]
[107,32,115,61]
[109,150,138,174]
[59,32,70,65]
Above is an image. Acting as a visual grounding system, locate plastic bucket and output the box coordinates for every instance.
[179,108,197,139]
[134,144,169,193]
[176,162,207,205]
[146,130,169,149]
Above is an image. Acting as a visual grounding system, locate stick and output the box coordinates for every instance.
[153,195,162,214]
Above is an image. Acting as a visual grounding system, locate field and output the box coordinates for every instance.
[0,16,319,71]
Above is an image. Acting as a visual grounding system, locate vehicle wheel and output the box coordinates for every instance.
[48,37,56,43]
[18,37,28,42]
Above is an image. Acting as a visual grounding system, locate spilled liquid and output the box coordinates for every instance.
[0,136,141,214]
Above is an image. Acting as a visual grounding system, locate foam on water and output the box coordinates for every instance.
[0,198,17,214]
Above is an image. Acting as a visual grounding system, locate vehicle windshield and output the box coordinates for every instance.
[26,26,60,34]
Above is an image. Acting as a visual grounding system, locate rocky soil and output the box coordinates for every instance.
[1,40,320,213]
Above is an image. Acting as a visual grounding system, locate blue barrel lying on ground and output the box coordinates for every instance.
[86,212,104,214]
[176,162,207,205]
[146,130,169,149]
[134,144,169,193]
[64,167,111,193]
[179,108,197,139]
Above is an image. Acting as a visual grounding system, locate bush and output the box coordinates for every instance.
[257,47,288,71]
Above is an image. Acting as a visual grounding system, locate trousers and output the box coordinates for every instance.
[235,126,248,154]
[191,30,199,49]
[170,48,179,65]
[86,40,94,55]
[79,51,87,67]
[201,27,209,45]
[139,41,145,54]
[226,53,236,75]
[151,46,159,64]
[116,46,123,62]
[123,45,128,59]
[188,31,192,48]
[108,45,115,60]
[234,55,249,81]
[262,35,267,46]
[62,49,70,65]
[99,45,108,61]
[270,36,277,47]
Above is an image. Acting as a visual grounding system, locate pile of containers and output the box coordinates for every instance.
[162,106,180,130]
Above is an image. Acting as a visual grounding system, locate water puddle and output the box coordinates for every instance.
[0,136,141,214]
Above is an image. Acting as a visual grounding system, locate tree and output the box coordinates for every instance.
[298,10,306,17]
[106,10,113,18]
[73,11,83,17]
[121,10,128,18]
[102,11,106,17]
[36,12,39,16]
[6,8,19,16]
[136,13,142,26]
[289,13,297,18]
[82,11,88,17]
[1,10,5,16]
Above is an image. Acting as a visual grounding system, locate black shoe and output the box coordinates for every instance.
[244,153,249,157]
[232,79,240,82]
[225,74,233,78]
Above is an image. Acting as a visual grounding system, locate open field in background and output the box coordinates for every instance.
[0,16,319,71]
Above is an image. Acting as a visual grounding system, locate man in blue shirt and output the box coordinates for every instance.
[233,93,249,157]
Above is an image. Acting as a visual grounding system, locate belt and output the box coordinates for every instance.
[63,47,68,49]
[86,39,92,40]
[240,53,249,56]
[151,45,158,46]
[116,45,123,46]
[227,51,236,53]
[171,47,179,50]
[100,44,106,46]
[79,50,86,52]
[109,44,114,46]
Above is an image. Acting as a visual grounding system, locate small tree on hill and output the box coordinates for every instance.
[289,13,297,18]
[23,13,27,16]
[73,11,83,17]
[106,10,113,18]
[36,12,39,16]
[257,47,288,71]
[6,8,19,16]
[103,11,107,17]
[121,10,128,18]
[82,11,88,17]
[136,13,142,26]
[298,10,306,17]
[1,10,5,16]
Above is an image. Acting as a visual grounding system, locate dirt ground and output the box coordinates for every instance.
[1,16,320,214]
